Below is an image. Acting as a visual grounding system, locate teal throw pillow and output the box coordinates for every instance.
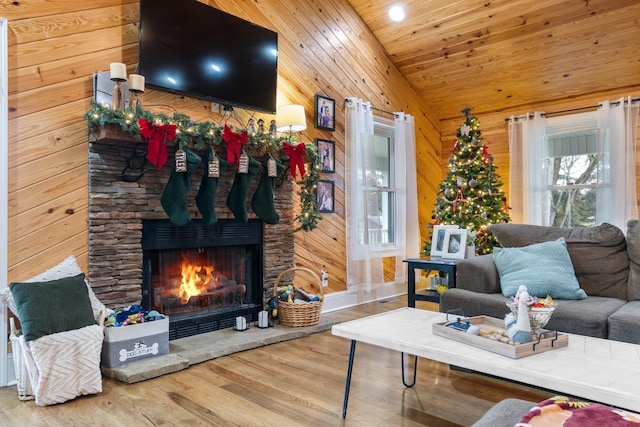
[494,237,587,299]
[9,273,96,341]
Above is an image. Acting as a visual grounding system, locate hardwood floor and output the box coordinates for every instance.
[0,297,549,426]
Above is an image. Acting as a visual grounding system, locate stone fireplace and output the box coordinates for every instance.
[87,126,295,338]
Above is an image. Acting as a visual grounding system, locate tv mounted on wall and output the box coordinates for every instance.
[138,0,278,114]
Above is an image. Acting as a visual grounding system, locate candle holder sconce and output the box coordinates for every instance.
[128,74,145,110]
[109,63,128,111]
[128,90,142,110]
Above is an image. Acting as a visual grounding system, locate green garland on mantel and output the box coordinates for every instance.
[83,101,322,232]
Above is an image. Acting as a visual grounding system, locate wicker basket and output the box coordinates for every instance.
[273,267,323,327]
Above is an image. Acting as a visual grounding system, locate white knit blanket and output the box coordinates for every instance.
[19,324,104,406]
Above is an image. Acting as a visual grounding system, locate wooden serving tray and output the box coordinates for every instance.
[432,315,568,359]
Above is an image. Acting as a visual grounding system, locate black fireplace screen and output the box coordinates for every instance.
[142,219,263,339]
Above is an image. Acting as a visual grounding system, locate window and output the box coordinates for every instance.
[358,118,396,246]
[510,101,638,231]
[546,129,599,227]
[345,97,418,291]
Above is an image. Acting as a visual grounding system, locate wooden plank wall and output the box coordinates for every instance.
[2,0,441,295]
[438,91,640,231]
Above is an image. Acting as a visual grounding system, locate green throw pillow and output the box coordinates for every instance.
[494,237,587,299]
[9,273,96,341]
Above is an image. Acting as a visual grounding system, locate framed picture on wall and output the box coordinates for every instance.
[315,94,335,131]
[442,229,467,260]
[315,138,335,173]
[317,180,335,213]
[430,225,459,257]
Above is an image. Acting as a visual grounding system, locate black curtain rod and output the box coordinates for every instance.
[344,98,396,117]
[371,106,396,116]
[505,97,640,122]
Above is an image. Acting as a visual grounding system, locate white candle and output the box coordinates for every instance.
[235,316,246,331]
[129,74,145,92]
[258,310,268,328]
[109,62,127,81]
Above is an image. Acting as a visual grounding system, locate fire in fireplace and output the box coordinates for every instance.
[142,219,263,339]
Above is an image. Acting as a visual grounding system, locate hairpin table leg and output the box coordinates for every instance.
[401,352,418,387]
[342,340,357,418]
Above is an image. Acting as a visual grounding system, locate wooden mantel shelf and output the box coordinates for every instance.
[88,123,272,158]
[89,124,144,144]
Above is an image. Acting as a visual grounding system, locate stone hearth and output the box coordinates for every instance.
[101,315,339,383]
[87,126,295,313]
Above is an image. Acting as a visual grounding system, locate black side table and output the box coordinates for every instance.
[403,257,459,306]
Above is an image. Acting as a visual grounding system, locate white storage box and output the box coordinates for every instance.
[101,316,169,367]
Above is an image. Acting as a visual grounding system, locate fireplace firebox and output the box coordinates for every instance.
[142,219,263,339]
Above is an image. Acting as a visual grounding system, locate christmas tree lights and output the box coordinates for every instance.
[424,106,511,255]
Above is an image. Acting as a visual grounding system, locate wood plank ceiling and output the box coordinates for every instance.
[345,0,640,121]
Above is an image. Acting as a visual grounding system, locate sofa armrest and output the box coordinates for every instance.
[456,254,501,294]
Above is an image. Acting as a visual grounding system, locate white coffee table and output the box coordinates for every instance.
[331,307,640,418]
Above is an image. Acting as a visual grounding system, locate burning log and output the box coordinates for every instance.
[159,283,247,312]
[204,284,246,305]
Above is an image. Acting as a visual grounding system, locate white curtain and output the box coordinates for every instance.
[345,97,384,292]
[596,96,639,230]
[508,112,548,224]
[345,99,419,292]
[393,112,419,284]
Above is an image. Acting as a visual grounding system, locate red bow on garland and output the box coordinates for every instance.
[283,142,307,179]
[222,124,248,168]
[139,119,177,168]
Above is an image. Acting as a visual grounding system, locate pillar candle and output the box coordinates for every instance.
[258,310,268,328]
[235,316,246,331]
[109,62,127,81]
[129,74,145,91]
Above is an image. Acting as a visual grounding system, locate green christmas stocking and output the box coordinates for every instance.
[161,147,201,226]
[251,159,285,224]
[227,156,261,223]
[196,150,228,227]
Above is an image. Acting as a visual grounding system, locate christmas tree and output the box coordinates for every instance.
[424,106,511,255]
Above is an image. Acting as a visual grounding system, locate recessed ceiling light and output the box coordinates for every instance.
[388,5,406,22]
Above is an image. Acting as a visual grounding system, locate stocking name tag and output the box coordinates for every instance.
[175,149,187,172]
[208,153,220,177]
[238,153,249,173]
[268,158,277,177]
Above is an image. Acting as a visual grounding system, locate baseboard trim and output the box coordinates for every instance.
[321,282,406,313]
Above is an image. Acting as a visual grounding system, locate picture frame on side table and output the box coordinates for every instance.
[442,229,467,260]
[430,224,459,257]
[315,138,335,173]
[315,94,335,131]
[317,180,335,213]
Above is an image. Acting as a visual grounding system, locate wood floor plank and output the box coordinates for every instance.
[0,296,551,426]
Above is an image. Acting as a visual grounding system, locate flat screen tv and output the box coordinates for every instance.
[138,0,278,114]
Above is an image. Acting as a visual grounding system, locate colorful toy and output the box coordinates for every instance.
[266,296,279,318]
[294,286,323,302]
[277,284,294,303]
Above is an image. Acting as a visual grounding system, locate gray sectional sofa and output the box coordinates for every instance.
[471,398,535,427]
[440,220,640,344]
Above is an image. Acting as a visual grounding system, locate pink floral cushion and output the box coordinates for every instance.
[519,396,640,426]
